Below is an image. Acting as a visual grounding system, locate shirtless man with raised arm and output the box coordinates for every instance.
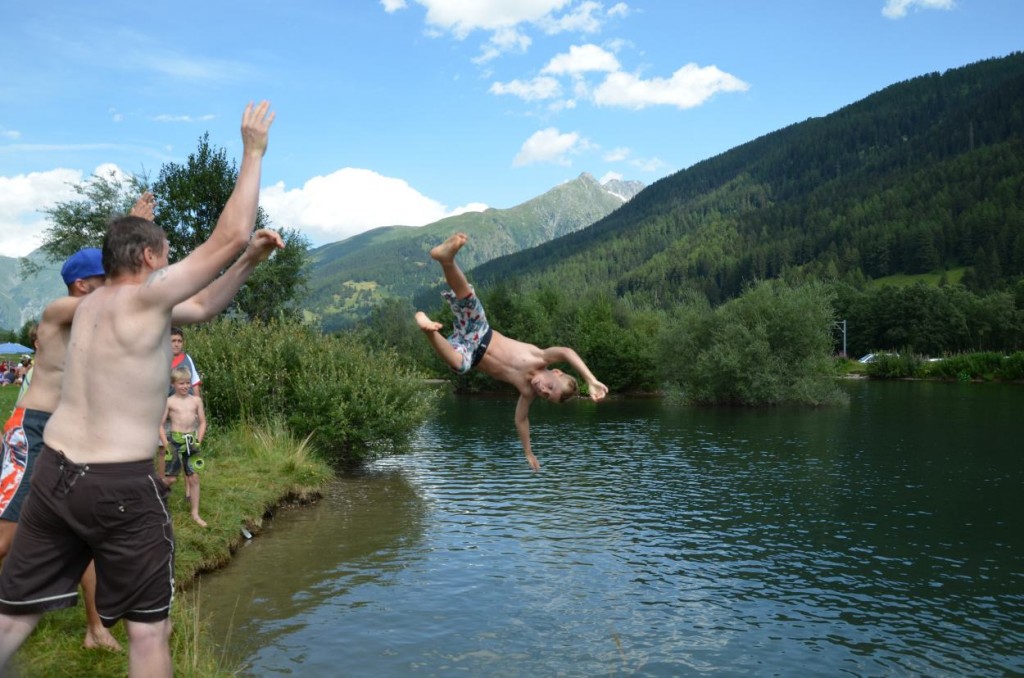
[0,101,277,678]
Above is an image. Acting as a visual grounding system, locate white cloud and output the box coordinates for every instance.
[260,168,484,246]
[491,25,532,51]
[512,127,590,167]
[0,143,118,155]
[882,0,955,19]
[0,164,487,256]
[603,147,630,162]
[547,98,577,112]
[1,129,20,140]
[537,1,603,34]
[0,168,86,257]
[416,0,572,39]
[629,156,666,173]
[542,44,620,75]
[90,163,134,186]
[403,1,624,60]
[599,171,623,184]
[593,63,749,110]
[138,53,253,83]
[449,202,489,217]
[490,76,562,101]
[474,26,533,64]
[380,0,407,12]
[152,113,216,123]
[607,3,629,19]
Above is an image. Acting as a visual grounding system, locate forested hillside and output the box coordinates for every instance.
[0,252,63,332]
[472,52,1024,306]
[305,172,642,330]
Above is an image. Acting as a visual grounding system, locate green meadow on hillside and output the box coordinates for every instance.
[869,267,966,288]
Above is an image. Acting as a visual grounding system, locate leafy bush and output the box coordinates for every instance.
[660,280,845,406]
[187,319,437,466]
[922,351,1024,381]
[998,352,1024,380]
[564,295,663,394]
[865,351,924,379]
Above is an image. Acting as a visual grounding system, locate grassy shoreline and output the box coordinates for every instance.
[0,389,334,677]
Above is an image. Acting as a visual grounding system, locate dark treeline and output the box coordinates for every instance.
[392,278,1024,399]
[836,281,1024,356]
[464,52,1024,348]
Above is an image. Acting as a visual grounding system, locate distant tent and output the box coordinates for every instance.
[0,342,33,355]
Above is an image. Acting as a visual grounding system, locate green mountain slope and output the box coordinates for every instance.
[0,252,64,331]
[472,52,1024,306]
[304,172,643,330]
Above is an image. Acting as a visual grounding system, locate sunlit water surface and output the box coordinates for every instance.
[199,381,1023,676]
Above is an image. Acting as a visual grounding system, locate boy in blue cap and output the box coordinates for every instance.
[0,246,118,651]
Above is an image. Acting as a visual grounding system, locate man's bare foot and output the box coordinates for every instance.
[429,233,467,263]
[415,311,443,332]
[192,515,208,528]
[84,625,123,652]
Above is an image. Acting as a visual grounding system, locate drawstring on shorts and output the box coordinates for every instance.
[55,450,89,496]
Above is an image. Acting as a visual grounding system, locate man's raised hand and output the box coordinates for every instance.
[130,192,156,220]
[245,229,285,264]
[241,100,275,157]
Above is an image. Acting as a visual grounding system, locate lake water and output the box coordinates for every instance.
[198,381,1023,676]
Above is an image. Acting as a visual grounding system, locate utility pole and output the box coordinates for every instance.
[833,319,847,357]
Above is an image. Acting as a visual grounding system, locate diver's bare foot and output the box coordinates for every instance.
[192,514,208,528]
[84,626,123,652]
[415,311,443,332]
[429,233,467,263]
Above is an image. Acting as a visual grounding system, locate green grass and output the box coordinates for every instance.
[868,267,965,288]
[0,387,18,417]
[8,417,333,677]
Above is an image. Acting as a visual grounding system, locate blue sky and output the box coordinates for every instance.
[1,0,1021,256]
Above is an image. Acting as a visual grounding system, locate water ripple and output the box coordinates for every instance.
[201,390,1024,677]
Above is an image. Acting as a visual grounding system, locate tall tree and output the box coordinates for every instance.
[153,133,310,321]
[35,134,309,322]
[28,169,147,276]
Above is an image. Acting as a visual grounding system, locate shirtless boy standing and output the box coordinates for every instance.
[160,367,207,527]
[0,100,278,678]
[415,233,609,471]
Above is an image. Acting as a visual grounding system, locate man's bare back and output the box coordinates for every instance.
[44,282,179,463]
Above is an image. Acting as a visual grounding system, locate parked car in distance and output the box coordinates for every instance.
[858,352,899,364]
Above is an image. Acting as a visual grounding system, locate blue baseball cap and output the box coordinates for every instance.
[60,248,105,285]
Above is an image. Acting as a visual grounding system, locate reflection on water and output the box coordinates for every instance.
[200,468,428,662]
[199,382,1024,676]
